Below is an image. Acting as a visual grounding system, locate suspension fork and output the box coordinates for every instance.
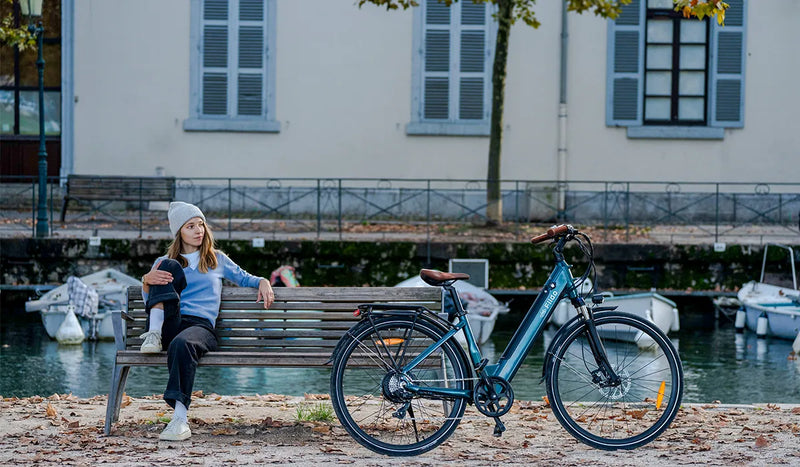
[577,304,621,386]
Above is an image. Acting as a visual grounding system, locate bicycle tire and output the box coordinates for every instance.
[330,316,470,456]
[545,312,683,450]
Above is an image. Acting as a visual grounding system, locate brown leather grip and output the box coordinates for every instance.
[530,224,571,244]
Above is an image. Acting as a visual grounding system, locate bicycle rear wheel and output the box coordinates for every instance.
[545,312,683,450]
[330,317,470,456]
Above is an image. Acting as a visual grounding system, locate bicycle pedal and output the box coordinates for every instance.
[492,417,506,437]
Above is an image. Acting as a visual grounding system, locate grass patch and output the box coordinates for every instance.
[295,402,335,422]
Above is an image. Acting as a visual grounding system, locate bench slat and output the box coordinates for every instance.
[117,351,333,367]
[125,311,360,320]
[127,286,442,304]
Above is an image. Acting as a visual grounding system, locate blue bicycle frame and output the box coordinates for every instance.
[401,254,583,400]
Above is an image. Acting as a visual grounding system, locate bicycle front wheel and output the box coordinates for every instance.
[545,312,683,450]
[330,317,470,456]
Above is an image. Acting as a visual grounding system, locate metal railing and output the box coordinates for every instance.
[2,176,799,244]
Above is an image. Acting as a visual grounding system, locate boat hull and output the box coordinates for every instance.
[395,276,508,346]
[41,306,117,341]
[457,309,499,346]
[552,292,679,346]
[26,268,140,341]
[738,281,800,340]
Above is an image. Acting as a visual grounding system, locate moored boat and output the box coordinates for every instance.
[551,279,680,347]
[395,276,509,345]
[25,269,141,341]
[737,244,800,340]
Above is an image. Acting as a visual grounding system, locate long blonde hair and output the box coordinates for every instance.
[166,221,218,273]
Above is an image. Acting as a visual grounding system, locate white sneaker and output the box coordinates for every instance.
[159,418,191,441]
[139,331,162,353]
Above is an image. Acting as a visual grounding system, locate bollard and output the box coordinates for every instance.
[755,313,769,338]
[734,308,746,333]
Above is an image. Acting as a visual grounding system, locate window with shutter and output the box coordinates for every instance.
[408,0,496,136]
[607,0,747,139]
[185,0,279,132]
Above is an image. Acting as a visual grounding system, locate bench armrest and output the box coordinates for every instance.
[112,310,128,351]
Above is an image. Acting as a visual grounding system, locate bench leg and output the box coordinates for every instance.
[60,197,69,222]
[104,364,131,436]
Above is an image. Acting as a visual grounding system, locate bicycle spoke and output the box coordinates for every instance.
[547,313,682,449]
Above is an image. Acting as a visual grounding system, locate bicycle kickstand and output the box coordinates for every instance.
[492,417,506,437]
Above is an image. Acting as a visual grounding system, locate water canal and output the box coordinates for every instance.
[2,300,799,404]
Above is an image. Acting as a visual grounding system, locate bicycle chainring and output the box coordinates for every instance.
[473,376,514,417]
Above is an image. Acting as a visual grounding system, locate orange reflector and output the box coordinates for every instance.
[656,380,666,409]
[378,338,405,346]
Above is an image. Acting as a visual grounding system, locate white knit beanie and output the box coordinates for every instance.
[168,202,205,237]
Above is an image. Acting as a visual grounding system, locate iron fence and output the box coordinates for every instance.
[1,176,799,244]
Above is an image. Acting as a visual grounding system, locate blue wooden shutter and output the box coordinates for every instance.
[423,0,451,120]
[709,0,746,128]
[237,0,265,116]
[606,0,644,126]
[201,0,229,116]
[458,2,486,120]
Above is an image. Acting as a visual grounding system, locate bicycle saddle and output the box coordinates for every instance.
[419,269,470,286]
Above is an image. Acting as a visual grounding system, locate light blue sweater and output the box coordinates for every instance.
[143,251,263,327]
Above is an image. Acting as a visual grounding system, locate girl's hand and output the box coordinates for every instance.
[143,260,173,286]
[257,279,275,309]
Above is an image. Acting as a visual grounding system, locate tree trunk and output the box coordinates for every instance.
[486,0,513,226]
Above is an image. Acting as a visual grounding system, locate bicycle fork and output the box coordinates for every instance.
[577,304,623,387]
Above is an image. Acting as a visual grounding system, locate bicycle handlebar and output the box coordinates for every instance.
[530,224,573,244]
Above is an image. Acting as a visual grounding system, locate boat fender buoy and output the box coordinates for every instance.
[670,307,680,332]
[734,309,746,333]
[55,305,85,345]
[755,313,769,339]
[792,332,800,355]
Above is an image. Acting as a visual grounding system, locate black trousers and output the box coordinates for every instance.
[145,258,218,409]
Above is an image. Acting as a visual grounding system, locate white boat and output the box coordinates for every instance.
[737,244,800,340]
[25,269,141,341]
[551,279,680,347]
[394,276,509,345]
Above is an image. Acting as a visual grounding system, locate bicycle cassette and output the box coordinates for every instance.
[473,376,514,417]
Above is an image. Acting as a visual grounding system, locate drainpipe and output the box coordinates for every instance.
[557,0,568,220]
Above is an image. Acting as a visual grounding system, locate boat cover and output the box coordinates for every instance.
[67,276,99,319]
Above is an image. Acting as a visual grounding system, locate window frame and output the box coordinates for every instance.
[606,0,747,140]
[0,1,63,137]
[643,7,710,126]
[407,0,496,137]
[184,0,279,133]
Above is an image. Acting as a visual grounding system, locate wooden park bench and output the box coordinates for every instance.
[104,285,443,435]
[60,174,176,221]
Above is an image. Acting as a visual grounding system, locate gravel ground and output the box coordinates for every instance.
[2,393,799,466]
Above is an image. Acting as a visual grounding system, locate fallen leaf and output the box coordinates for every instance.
[320,445,343,453]
[304,393,330,400]
[45,403,57,419]
[755,435,771,448]
[312,425,331,434]
[791,407,800,415]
